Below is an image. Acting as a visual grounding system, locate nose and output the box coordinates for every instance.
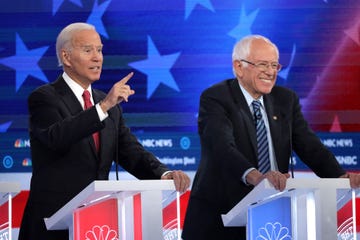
[264,65,275,75]
[92,51,102,61]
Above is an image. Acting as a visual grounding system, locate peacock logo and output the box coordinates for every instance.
[85,225,118,240]
[256,222,292,240]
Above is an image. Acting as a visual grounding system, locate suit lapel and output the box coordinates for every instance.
[92,89,112,166]
[52,77,83,115]
[53,77,99,159]
[92,90,103,155]
[264,94,283,166]
[229,80,257,153]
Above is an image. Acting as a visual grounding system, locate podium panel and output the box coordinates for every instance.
[45,180,187,240]
[73,198,119,239]
[336,188,360,239]
[247,196,292,239]
[222,178,358,239]
[0,182,20,240]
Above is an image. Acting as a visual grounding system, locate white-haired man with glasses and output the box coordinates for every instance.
[182,34,360,240]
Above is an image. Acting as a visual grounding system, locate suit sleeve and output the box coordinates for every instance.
[28,86,104,154]
[290,91,345,178]
[197,87,255,183]
[109,105,170,179]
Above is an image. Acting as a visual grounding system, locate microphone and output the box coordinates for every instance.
[109,109,120,180]
[289,122,294,178]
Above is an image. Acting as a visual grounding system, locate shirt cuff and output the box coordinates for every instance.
[95,103,108,121]
[162,171,173,177]
[242,167,256,185]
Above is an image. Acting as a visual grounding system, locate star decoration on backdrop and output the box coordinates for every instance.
[299,75,320,108]
[87,0,112,39]
[277,44,296,81]
[52,0,83,15]
[0,34,49,92]
[185,0,215,19]
[330,115,342,132]
[344,17,360,46]
[228,5,259,41]
[128,36,181,99]
[0,121,12,133]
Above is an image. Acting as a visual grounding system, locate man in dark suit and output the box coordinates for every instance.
[181,35,360,240]
[18,22,190,240]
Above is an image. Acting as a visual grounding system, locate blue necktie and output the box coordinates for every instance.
[252,100,270,174]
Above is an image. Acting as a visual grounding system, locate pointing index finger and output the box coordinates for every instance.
[118,72,134,85]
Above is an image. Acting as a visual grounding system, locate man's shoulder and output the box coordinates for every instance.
[203,78,236,93]
[28,76,64,97]
[270,85,297,97]
[268,85,299,107]
[92,88,106,98]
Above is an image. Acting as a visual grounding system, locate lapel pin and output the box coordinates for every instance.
[273,116,278,120]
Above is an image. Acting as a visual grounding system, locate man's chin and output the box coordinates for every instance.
[91,77,101,82]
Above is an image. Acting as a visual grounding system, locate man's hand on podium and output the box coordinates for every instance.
[161,170,191,193]
[246,169,290,192]
[263,171,291,191]
[340,172,360,188]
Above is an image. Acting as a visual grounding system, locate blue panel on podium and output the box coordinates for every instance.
[247,197,292,240]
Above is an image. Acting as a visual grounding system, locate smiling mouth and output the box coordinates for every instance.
[90,66,101,71]
[260,78,272,83]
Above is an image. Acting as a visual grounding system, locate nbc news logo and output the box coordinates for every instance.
[14,139,30,148]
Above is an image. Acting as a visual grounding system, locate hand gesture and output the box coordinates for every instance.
[100,72,135,112]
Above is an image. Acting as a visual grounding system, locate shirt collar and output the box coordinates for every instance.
[62,72,93,105]
[238,82,264,109]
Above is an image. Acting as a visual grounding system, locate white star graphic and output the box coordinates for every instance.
[228,5,259,41]
[0,34,49,92]
[87,0,112,39]
[185,0,215,19]
[128,36,181,99]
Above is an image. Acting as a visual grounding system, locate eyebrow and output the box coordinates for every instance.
[80,44,103,48]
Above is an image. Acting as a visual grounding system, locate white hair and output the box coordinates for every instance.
[55,22,95,67]
[231,35,279,76]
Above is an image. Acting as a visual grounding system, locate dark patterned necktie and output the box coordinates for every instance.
[252,100,270,174]
[82,90,100,153]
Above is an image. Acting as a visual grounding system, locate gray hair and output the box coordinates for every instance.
[56,22,95,67]
[231,35,279,76]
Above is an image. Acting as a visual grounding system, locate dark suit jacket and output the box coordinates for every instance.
[19,76,169,240]
[182,79,345,240]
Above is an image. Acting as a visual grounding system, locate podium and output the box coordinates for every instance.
[45,180,182,240]
[0,181,21,240]
[222,178,358,239]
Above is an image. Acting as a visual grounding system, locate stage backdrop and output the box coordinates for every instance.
[1,0,360,175]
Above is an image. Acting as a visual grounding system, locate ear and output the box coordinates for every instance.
[233,59,241,67]
[61,49,71,67]
[233,60,244,77]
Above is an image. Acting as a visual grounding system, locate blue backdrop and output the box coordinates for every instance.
[1,0,360,173]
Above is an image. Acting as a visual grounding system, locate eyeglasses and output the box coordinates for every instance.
[240,59,282,71]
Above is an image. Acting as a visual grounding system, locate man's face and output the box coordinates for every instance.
[234,39,279,99]
[62,29,103,88]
